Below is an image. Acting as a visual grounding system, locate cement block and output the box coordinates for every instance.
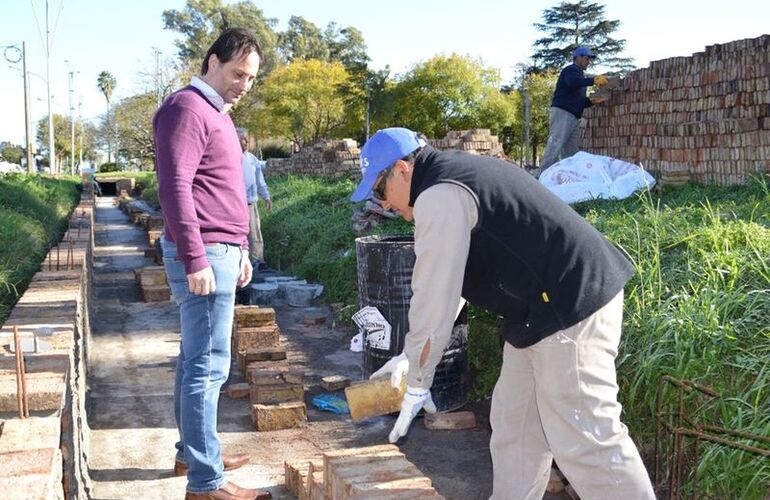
[249,382,304,405]
[234,306,276,327]
[252,401,307,431]
[344,377,404,421]
[320,375,350,392]
[233,325,280,352]
[141,285,170,302]
[322,445,402,498]
[225,383,250,399]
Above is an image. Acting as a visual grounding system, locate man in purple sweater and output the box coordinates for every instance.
[153,28,270,500]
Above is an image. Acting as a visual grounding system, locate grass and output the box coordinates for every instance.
[0,173,81,324]
[259,173,769,498]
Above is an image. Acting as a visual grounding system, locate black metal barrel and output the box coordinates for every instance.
[355,234,469,412]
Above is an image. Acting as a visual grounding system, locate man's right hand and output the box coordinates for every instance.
[187,266,216,295]
[594,74,608,86]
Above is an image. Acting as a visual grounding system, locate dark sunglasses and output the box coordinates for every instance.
[372,166,394,200]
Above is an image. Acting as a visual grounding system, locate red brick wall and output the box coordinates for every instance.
[582,35,770,185]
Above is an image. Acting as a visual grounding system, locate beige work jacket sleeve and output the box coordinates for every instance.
[405,182,478,389]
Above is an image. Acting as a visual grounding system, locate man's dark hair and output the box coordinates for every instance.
[201,28,263,75]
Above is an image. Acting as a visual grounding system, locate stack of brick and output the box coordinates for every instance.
[134,266,170,302]
[267,139,360,178]
[583,34,770,186]
[231,306,307,431]
[431,129,505,157]
[284,444,444,499]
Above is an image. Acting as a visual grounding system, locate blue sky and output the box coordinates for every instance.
[1,0,768,146]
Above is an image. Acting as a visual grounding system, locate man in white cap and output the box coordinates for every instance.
[352,127,655,499]
[540,46,608,174]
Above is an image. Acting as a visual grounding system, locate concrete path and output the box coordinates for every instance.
[86,196,569,500]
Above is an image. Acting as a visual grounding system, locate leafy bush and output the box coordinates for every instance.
[98,162,120,173]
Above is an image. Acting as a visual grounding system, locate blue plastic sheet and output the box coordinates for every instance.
[311,393,349,414]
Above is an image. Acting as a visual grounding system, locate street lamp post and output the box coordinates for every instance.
[22,43,34,173]
[3,43,34,173]
[66,61,78,174]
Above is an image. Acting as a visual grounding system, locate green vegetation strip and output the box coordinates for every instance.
[259,174,769,497]
[0,173,81,324]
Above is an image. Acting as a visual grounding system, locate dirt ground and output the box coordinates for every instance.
[87,197,570,500]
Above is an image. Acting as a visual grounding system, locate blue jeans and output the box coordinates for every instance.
[162,238,241,493]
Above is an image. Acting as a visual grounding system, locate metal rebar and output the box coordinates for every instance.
[13,326,29,418]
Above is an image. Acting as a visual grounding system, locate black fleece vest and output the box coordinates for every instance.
[409,146,634,348]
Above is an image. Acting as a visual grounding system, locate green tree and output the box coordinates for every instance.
[162,0,279,74]
[97,70,117,162]
[36,115,98,168]
[0,143,24,165]
[254,59,360,149]
[324,23,369,71]
[278,16,329,63]
[532,1,633,73]
[112,92,157,170]
[390,54,514,138]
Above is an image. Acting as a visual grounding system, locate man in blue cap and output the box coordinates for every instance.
[351,127,655,499]
[539,46,608,175]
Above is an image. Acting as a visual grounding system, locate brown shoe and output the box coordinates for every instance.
[184,481,272,500]
[174,453,251,476]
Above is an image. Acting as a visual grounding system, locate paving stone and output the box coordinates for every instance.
[344,377,404,421]
[225,383,250,399]
[233,325,280,352]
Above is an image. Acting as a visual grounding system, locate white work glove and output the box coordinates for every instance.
[389,386,437,443]
[369,352,409,389]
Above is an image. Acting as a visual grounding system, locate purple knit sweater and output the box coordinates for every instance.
[153,86,248,274]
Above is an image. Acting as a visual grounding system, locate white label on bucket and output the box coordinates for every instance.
[351,306,391,350]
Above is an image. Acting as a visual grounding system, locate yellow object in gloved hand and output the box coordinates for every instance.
[594,74,608,86]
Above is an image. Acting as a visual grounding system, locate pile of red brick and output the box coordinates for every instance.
[432,129,505,157]
[285,444,444,499]
[228,306,307,431]
[583,34,770,186]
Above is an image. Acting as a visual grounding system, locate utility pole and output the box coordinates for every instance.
[523,83,531,168]
[45,0,56,174]
[77,100,83,166]
[22,43,35,173]
[152,47,162,108]
[67,66,75,174]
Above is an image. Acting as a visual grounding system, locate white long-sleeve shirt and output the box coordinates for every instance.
[405,182,478,389]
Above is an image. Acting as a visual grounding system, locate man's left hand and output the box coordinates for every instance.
[389,386,437,443]
[265,199,273,212]
[238,250,253,287]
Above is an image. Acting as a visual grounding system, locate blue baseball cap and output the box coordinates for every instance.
[572,47,595,58]
[350,127,424,202]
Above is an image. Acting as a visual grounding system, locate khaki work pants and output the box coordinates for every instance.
[247,202,263,264]
[489,291,656,500]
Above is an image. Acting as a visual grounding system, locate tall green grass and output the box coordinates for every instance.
[0,173,81,323]
[259,173,769,497]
